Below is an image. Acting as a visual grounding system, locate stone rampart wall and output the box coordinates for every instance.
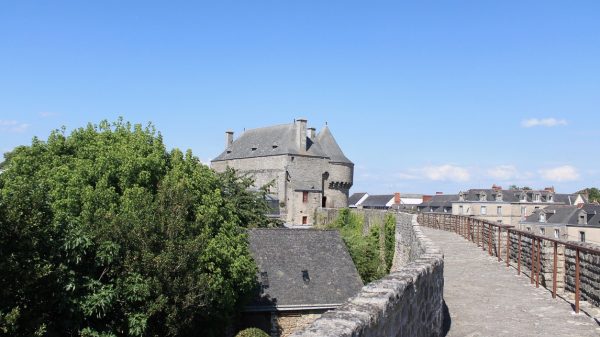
[290,211,444,337]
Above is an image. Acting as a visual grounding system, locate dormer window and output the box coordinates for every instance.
[496,193,503,201]
[534,193,541,202]
[547,194,554,202]
[520,193,527,201]
[480,193,486,201]
[578,213,587,225]
[539,213,546,223]
[459,193,465,201]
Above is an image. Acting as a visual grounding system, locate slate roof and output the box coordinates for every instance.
[348,192,367,206]
[360,194,394,208]
[315,126,352,164]
[212,122,352,164]
[247,229,363,311]
[456,189,583,204]
[523,204,600,227]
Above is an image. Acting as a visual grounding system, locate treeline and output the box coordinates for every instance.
[323,209,396,284]
[0,119,274,337]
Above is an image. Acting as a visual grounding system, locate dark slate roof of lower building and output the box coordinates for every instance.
[348,192,367,206]
[247,228,363,310]
[360,194,394,208]
[418,194,459,208]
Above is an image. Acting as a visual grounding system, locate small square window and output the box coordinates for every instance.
[302,216,308,225]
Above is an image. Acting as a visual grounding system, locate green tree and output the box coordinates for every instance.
[584,187,600,203]
[0,119,267,337]
[325,209,392,284]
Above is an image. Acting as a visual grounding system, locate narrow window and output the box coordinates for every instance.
[459,205,464,215]
[480,206,487,215]
[580,231,586,242]
[301,270,310,283]
[497,206,502,216]
[260,271,269,292]
[554,229,560,239]
[521,206,526,215]
[302,216,308,225]
[302,191,308,203]
[540,228,545,235]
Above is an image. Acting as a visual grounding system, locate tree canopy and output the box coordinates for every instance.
[0,119,272,336]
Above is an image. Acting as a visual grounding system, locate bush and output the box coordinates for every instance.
[325,209,396,284]
[0,119,271,337]
[235,327,270,337]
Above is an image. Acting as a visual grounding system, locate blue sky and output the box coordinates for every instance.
[1,1,599,194]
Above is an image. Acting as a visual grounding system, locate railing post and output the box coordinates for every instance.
[575,248,580,314]
[488,223,492,256]
[531,237,536,285]
[506,229,510,267]
[552,241,557,299]
[518,233,522,275]
[536,238,541,288]
[497,226,502,262]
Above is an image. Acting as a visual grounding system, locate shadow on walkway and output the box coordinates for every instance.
[442,299,451,337]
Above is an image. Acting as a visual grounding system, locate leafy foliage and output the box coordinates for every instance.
[583,187,600,203]
[324,209,396,284]
[0,119,269,337]
[235,327,270,337]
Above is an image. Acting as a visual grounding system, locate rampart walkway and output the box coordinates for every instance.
[422,227,600,337]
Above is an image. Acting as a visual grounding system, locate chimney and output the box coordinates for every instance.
[225,130,234,148]
[308,127,316,140]
[296,118,307,151]
[436,192,444,195]
[423,195,433,202]
[394,192,401,205]
[544,186,555,193]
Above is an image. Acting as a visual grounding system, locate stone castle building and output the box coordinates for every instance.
[211,118,353,225]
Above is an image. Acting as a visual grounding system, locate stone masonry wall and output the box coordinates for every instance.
[289,212,445,337]
[565,244,600,307]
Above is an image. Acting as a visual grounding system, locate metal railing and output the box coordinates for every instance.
[418,213,600,314]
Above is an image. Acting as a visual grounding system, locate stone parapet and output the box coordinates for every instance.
[290,212,445,337]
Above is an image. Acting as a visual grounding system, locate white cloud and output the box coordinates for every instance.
[0,120,30,133]
[393,172,420,180]
[487,165,518,180]
[422,164,470,182]
[39,111,58,118]
[539,165,580,182]
[521,118,567,128]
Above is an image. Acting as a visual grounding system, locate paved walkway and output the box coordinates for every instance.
[422,227,600,337]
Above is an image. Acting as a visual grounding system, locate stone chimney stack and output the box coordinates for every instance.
[308,127,316,140]
[296,118,307,151]
[394,192,401,205]
[225,130,234,148]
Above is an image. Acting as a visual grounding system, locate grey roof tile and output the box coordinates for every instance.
[247,228,363,309]
[361,194,394,207]
[315,126,352,164]
[348,192,367,206]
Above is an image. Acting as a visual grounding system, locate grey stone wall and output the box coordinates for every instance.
[212,154,352,225]
[289,212,445,337]
[565,244,600,307]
